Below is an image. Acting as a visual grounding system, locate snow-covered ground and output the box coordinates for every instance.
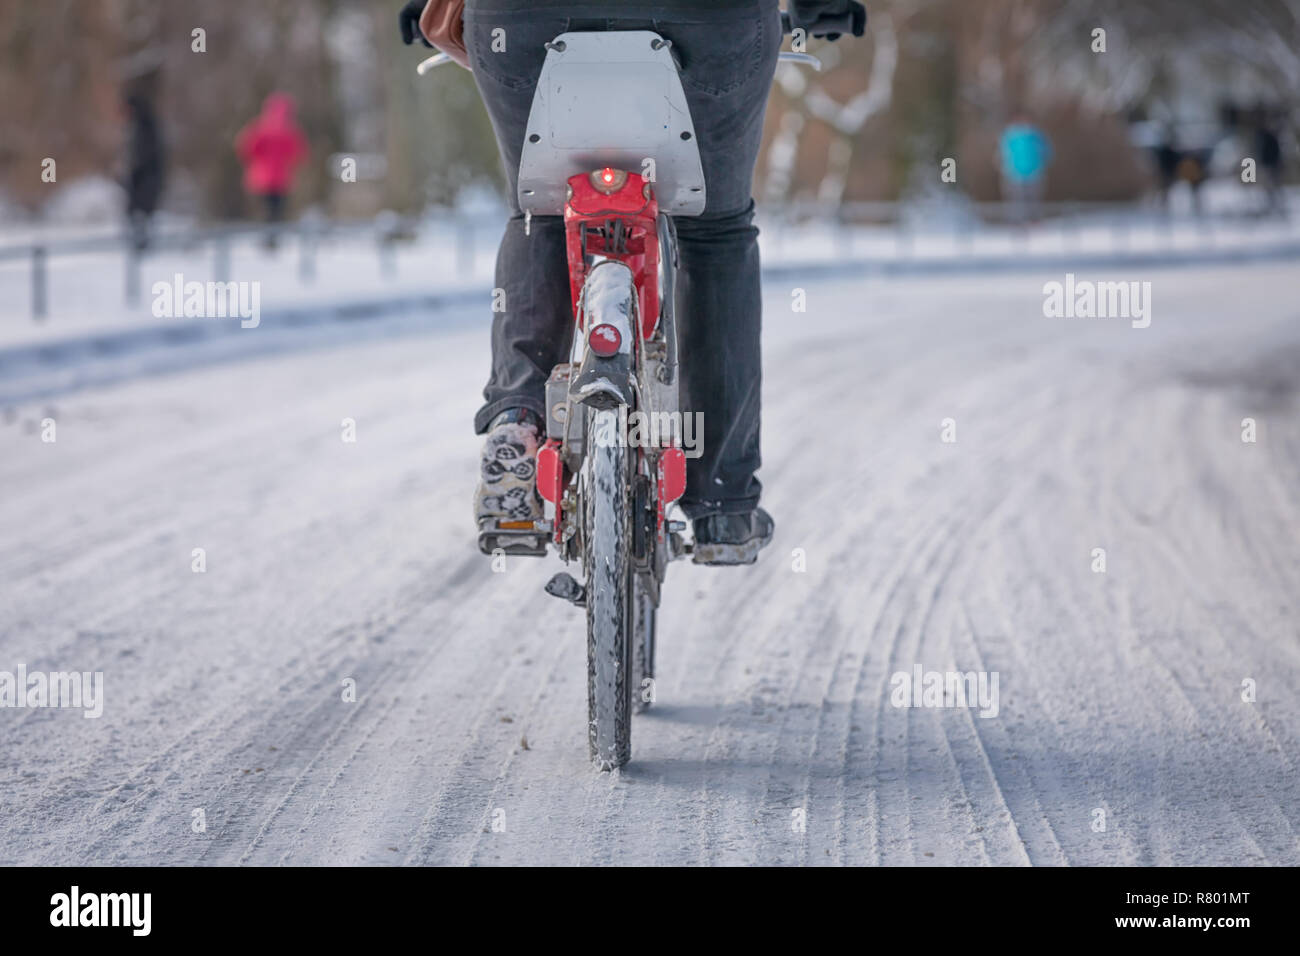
[0,259,1298,865]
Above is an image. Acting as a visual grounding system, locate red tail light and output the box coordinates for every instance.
[589,167,628,194]
[588,323,621,357]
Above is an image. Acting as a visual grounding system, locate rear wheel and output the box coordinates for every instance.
[583,406,632,770]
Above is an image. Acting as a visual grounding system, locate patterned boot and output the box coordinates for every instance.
[474,408,546,525]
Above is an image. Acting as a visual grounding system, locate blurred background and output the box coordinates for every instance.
[1,0,1298,339]
[1,0,1296,226]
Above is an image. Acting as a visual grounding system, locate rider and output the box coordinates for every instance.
[401,0,866,564]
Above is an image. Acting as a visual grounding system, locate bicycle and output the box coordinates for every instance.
[420,12,839,770]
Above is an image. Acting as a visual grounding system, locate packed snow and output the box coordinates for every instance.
[0,251,1297,865]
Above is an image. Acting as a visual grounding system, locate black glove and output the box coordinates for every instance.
[791,1,868,41]
[399,0,433,48]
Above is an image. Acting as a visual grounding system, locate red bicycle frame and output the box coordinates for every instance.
[563,167,660,339]
[535,166,685,542]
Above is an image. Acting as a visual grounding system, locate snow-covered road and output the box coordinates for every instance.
[1,261,1298,865]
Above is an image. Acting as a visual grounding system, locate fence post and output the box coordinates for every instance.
[895,217,911,259]
[298,221,316,283]
[32,245,47,321]
[457,219,474,276]
[213,233,230,283]
[125,244,141,307]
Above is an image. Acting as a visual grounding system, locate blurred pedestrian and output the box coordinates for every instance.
[235,93,308,241]
[999,115,1052,223]
[1176,150,1212,216]
[1151,126,1181,211]
[1255,109,1285,216]
[123,92,165,252]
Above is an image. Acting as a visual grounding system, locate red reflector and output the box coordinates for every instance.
[588,323,621,357]
[536,441,563,504]
[659,446,686,504]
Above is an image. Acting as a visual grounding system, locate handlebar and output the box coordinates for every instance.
[416,51,454,75]
[778,51,822,71]
[782,5,867,37]
[777,10,823,72]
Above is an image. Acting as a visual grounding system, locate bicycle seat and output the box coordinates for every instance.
[517,31,706,217]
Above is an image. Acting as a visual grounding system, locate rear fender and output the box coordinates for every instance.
[570,261,636,409]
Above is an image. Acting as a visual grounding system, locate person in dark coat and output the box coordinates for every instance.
[1255,110,1285,216]
[400,0,865,562]
[124,93,165,251]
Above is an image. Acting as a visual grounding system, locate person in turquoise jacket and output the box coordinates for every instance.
[999,115,1052,221]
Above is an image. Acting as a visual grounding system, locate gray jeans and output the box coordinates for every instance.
[467,1,780,518]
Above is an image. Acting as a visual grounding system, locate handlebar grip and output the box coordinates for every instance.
[782,5,868,39]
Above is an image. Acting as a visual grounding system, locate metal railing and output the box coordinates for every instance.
[0,215,454,323]
[1,200,1291,322]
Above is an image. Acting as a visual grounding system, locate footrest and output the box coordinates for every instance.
[478,519,550,557]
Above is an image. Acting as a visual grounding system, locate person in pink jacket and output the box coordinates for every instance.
[235,93,308,223]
